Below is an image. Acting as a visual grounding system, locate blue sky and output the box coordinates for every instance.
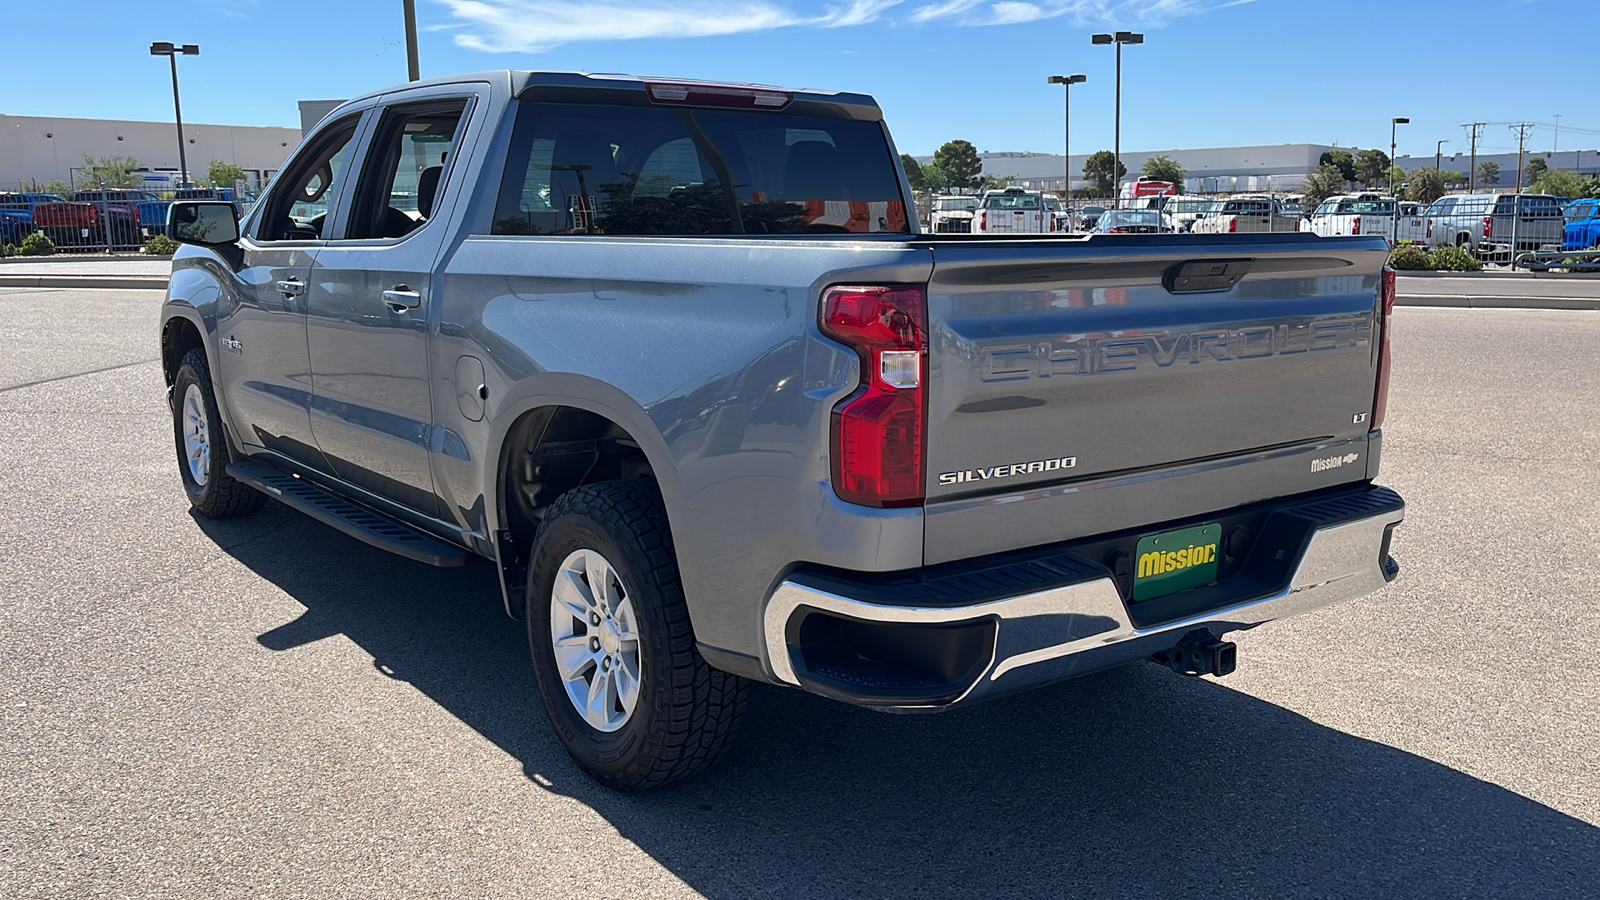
[9,0,1597,158]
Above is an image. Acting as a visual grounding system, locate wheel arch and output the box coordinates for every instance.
[485,379,685,620]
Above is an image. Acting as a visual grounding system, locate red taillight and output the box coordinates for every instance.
[1426,220,1432,239]
[1352,217,1361,235]
[1483,216,1492,238]
[978,211,986,231]
[1228,218,1238,233]
[1372,267,1396,431]
[820,285,927,508]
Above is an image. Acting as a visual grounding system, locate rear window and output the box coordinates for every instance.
[1494,195,1562,216]
[981,194,1041,209]
[1567,202,1599,222]
[1335,199,1395,215]
[490,102,907,236]
[1223,200,1272,214]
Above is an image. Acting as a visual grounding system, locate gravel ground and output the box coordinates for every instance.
[1,289,1597,899]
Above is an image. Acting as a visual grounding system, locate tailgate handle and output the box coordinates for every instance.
[1164,259,1254,293]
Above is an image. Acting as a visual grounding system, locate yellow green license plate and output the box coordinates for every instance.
[1133,523,1222,602]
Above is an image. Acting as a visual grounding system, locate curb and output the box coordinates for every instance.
[1396,269,1600,281]
[0,275,168,290]
[1398,293,1600,310]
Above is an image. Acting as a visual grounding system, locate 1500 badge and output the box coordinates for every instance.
[939,456,1076,486]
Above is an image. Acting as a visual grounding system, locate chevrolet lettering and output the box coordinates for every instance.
[156,69,1405,792]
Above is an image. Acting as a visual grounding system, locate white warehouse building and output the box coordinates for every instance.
[922,145,1600,195]
[0,113,301,192]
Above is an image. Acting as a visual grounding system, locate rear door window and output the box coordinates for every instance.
[491,101,907,236]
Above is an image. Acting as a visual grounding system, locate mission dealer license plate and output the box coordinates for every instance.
[1132,523,1222,602]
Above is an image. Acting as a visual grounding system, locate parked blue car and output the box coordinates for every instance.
[1564,199,1600,251]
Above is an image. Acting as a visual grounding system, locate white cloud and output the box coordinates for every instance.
[443,0,901,52]
[441,0,1246,52]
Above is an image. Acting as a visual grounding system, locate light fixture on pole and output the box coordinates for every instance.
[1435,139,1448,174]
[1390,116,1409,244]
[1047,74,1087,208]
[150,42,200,188]
[1091,31,1142,207]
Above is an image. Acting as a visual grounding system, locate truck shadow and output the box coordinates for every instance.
[202,507,1600,899]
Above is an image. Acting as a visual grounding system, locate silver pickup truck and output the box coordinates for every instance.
[159,71,1405,791]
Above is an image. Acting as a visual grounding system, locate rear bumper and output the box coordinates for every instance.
[763,485,1403,710]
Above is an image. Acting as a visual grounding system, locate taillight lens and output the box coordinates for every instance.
[1228,218,1238,233]
[1483,216,1492,238]
[1352,217,1361,235]
[821,285,927,507]
[1372,267,1396,431]
[978,211,986,231]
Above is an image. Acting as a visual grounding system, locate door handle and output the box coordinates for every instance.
[276,278,305,297]
[383,286,423,313]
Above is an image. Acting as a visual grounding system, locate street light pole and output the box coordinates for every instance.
[1390,117,1409,245]
[403,0,421,81]
[150,42,200,188]
[1435,139,1448,174]
[1047,75,1086,215]
[1092,32,1142,208]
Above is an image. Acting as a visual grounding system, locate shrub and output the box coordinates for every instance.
[1388,245,1430,270]
[143,234,180,256]
[1427,245,1482,272]
[19,232,55,255]
[0,243,17,258]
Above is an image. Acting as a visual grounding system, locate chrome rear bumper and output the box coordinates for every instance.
[763,487,1404,709]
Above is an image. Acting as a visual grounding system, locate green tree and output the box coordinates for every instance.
[77,155,139,189]
[1532,169,1587,199]
[1523,157,1548,185]
[1141,155,1185,188]
[1353,149,1391,187]
[1319,150,1356,183]
[205,161,249,190]
[1440,170,1468,187]
[1083,150,1126,196]
[38,179,74,198]
[933,140,983,191]
[921,164,950,193]
[1477,161,1500,187]
[1407,168,1446,204]
[976,173,1016,191]
[1302,163,1349,209]
[1386,165,1407,194]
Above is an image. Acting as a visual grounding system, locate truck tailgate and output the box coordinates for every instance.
[919,233,1391,564]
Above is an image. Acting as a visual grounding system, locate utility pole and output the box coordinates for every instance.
[1463,122,1485,192]
[1553,113,1562,155]
[1510,122,1534,192]
[403,0,421,81]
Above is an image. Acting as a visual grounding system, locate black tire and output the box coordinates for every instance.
[526,480,748,791]
[170,348,264,518]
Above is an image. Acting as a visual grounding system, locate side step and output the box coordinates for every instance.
[226,460,470,568]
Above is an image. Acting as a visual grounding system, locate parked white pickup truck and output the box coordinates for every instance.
[973,187,1051,234]
[1190,196,1300,234]
[1304,193,1397,243]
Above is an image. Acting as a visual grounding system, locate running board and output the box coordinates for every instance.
[226,460,470,567]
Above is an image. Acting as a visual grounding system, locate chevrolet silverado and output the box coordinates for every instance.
[158,71,1405,791]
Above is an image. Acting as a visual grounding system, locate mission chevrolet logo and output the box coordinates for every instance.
[938,456,1076,486]
[1311,452,1361,473]
[1138,541,1218,579]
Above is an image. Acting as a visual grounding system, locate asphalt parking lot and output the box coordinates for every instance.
[2,287,1598,899]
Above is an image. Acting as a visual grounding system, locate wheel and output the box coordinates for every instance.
[170,348,264,518]
[526,480,748,791]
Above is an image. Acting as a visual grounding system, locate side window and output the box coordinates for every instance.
[343,99,470,240]
[257,114,362,242]
[490,102,908,237]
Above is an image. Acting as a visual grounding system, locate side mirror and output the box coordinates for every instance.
[167,200,240,247]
